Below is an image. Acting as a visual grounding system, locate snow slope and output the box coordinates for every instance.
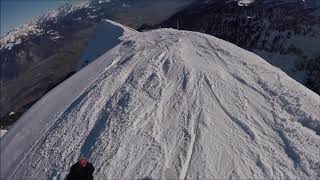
[76,20,137,70]
[0,130,7,138]
[1,20,320,179]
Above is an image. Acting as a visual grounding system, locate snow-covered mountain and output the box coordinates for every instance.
[0,0,193,52]
[0,0,194,129]
[151,0,320,95]
[1,20,320,179]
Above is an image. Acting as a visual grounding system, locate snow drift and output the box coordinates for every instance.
[1,20,320,179]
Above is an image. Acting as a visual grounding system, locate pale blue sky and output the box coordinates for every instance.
[0,0,80,35]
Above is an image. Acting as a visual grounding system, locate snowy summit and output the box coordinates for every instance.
[1,20,320,179]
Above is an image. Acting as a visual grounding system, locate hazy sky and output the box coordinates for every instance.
[0,0,79,36]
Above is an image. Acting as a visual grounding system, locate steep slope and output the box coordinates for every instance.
[155,0,320,95]
[1,21,320,179]
[76,20,137,70]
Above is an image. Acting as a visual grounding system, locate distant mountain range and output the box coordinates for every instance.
[0,0,193,129]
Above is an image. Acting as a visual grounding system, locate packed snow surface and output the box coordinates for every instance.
[1,20,320,179]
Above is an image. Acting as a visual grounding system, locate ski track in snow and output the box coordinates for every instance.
[1,20,320,179]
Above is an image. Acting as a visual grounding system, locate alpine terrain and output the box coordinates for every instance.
[0,0,193,129]
[1,20,320,179]
[146,0,320,95]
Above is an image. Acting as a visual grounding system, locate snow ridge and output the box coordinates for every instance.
[1,21,320,179]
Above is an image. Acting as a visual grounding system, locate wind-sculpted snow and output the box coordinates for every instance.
[1,21,320,179]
